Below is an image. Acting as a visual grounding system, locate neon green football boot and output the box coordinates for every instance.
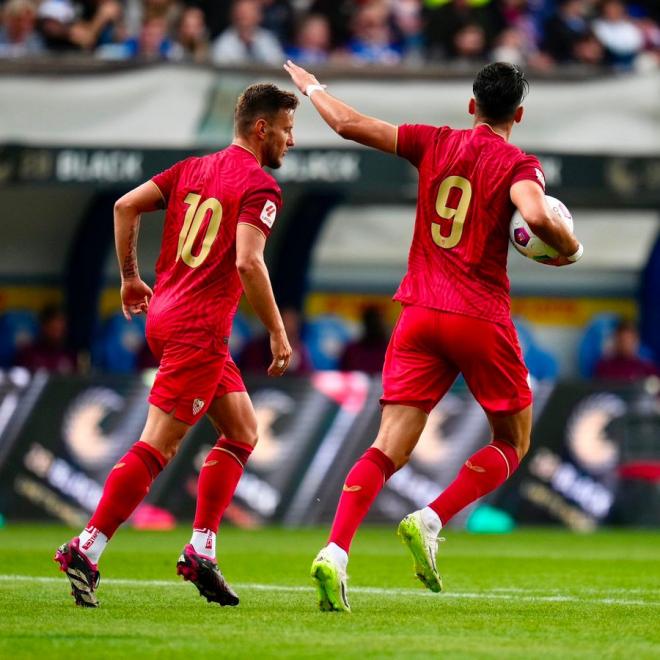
[310,547,351,612]
[397,510,444,593]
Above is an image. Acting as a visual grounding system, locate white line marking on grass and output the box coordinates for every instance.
[1,575,658,607]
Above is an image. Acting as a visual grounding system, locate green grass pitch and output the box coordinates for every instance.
[0,525,658,658]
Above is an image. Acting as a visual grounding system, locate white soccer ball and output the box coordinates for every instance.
[510,195,574,263]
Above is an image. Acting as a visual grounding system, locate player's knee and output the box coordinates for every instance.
[516,434,531,459]
[223,418,258,447]
[506,434,530,460]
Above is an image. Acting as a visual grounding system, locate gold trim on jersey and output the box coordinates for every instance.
[149,179,166,206]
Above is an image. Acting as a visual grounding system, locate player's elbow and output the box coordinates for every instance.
[114,195,135,215]
[236,255,261,276]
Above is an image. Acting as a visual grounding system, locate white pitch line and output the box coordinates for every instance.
[0,575,658,607]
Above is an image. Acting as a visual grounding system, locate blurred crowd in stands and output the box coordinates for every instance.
[0,0,658,71]
[2,302,658,382]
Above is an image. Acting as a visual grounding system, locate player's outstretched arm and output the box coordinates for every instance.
[510,180,583,267]
[236,224,292,376]
[114,181,161,319]
[284,60,397,154]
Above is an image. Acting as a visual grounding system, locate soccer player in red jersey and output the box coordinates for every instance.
[285,60,584,611]
[54,83,298,608]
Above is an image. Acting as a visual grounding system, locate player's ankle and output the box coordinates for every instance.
[78,526,108,564]
[190,528,216,559]
[420,507,442,536]
[325,542,348,569]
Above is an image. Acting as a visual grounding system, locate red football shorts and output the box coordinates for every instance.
[146,337,247,425]
[381,305,532,416]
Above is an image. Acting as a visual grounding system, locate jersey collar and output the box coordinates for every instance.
[231,142,261,165]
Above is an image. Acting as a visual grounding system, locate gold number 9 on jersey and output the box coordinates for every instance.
[177,193,223,268]
[432,176,472,249]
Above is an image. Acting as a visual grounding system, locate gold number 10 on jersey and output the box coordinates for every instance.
[432,175,472,249]
[177,193,223,268]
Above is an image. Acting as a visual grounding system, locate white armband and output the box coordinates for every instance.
[567,243,584,263]
[305,84,326,98]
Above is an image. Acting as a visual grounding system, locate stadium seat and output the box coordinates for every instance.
[229,311,253,360]
[0,310,38,367]
[577,313,621,377]
[513,318,559,381]
[304,314,353,370]
[93,312,147,373]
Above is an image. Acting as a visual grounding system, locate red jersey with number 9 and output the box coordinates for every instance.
[147,145,282,354]
[395,124,545,325]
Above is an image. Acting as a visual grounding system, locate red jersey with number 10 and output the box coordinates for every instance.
[147,145,282,354]
[395,124,545,325]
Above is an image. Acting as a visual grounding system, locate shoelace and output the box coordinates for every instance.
[427,535,446,557]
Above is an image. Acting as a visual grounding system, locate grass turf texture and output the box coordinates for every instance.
[0,525,658,659]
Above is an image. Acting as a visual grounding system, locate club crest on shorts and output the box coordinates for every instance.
[192,398,205,416]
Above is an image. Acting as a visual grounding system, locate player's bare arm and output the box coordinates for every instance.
[114,181,161,320]
[510,180,582,266]
[284,60,397,154]
[236,223,292,376]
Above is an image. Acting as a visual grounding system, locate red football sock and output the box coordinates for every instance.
[88,441,167,538]
[428,440,520,525]
[193,438,253,532]
[328,447,396,553]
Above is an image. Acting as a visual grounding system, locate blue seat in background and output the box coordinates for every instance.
[93,312,147,373]
[513,318,559,382]
[304,315,352,370]
[229,311,253,360]
[0,310,39,367]
[577,314,620,377]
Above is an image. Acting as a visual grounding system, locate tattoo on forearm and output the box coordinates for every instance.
[121,220,139,279]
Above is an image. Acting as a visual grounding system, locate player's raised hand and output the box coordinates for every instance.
[283,60,325,96]
[121,277,153,320]
[268,328,292,377]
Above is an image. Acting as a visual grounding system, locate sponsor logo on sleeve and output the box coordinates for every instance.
[535,167,546,190]
[260,200,277,228]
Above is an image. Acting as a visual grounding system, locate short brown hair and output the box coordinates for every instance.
[234,83,299,137]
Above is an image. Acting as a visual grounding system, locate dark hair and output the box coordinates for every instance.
[615,318,638,335]
[39,303,65,325]
[234,83,299,137]
[472,62,529,122]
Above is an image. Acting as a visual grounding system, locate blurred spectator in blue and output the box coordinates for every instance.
[72,0,124,51]
[211,0,284,65]
[0,0,45,57]
[239,308,312,376]
[392,0,425,63]
[542,0,603,64]
[261,0,295,44]
[14,304,77,374]
[339,305,389,375]
[423,0,502,61]
[309,0,353,49]
[286,13,331,65]
[171,6,209,63]
[594,319,658,381]
[345,0,402,66]
[592,0,644,68]
[101,15,175,59]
